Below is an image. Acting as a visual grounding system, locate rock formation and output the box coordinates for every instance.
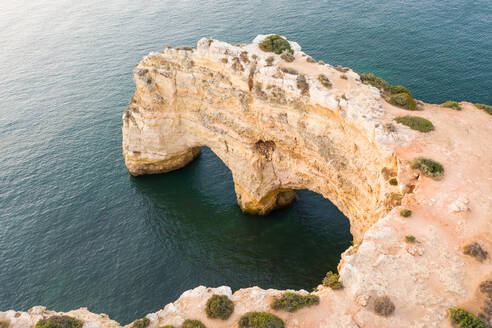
[2,35,491,328]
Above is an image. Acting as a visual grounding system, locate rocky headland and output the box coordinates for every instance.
[2,35,491,328]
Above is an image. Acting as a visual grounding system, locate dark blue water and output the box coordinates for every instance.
[1,0,490,324]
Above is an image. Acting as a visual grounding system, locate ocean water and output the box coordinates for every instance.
[0,0,490,324]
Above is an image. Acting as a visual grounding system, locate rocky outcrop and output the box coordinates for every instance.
[121,35,415,241]
[3,36,491,328]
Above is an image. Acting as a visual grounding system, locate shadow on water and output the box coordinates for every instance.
[130,146,352,293]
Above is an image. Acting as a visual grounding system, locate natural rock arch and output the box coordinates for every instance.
[122,36,407,242]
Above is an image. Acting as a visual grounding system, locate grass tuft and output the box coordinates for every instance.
[400,209,412,217]
[280,51,295,62]
[474,103,492,115]
[296,75,309,95]
[390,93,417,110]
[131,318,150,328]
[442,101,461,110]
[394,116,434,132]
[270,292,319,312]
[374,296,395,316]
[405,235,416,243]
[318,74,332,88]
[463,242,488,262]
[410,157,444,180]
[389,178,398,186]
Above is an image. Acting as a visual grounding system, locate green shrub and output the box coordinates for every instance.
[259,35,293,55]
[160,326,176,328]
[205,294,234,320]
[391,85,411,95]
[394,116,434,132]
[442,101,461,110]
[182,320,206,328]
[280,51,294,62]
[463,242,488,262]
[373,296,395,316]
[449,308,488,328]
[132,318,150,328]
[35,316,83,328]
[318,74,332,88]
[474,103,492,115]
[322,271,343,289]
[270,292,319,312]
[400,208,412,217]
[389,178,398,185]
[411,157,444,180]
[390,93,417,110]
[359,73,391,91]
[265,56,274,66]
[238,312,284,328]
[405,235,416,242]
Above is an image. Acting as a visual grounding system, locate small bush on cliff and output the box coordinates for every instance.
[266,56,275,66]
[463,242,488,262]
[238,312,284,328]
[270,292,319,312]
[389,178,398,185]
[449,308,488,328]
[131,318,150,328]
[373,296,395,316]
[205,294,234,320]
[442,101,461,110]
[259,35,293,55]
[318,74,332,88]
[390,93,417,110]
[475,103,492,115]
[160,326,176,328]
[280,67,298,75]
[359,73,391,91]
[296,74,309,95]
[0,319,10,328]
[322,271,343,290]
[400,208,412,217]
[280,51,295,62]
[35,316,83,328]
[182,319,206,328]
[405,235,416,243]
[391,85,411,95]
[411,157,444,180]
[479,280,492,298]
[394,116,434,132]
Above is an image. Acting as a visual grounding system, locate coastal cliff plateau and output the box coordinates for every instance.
[2,36,491,328]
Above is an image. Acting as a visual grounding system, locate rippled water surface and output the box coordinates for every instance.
[1,0,490,323]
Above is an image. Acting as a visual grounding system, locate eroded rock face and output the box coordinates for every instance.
[122,35,412,241]
[3,36,491,328]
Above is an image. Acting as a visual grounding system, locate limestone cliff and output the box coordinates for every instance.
[2,36,491,328]
[121,35,413,242]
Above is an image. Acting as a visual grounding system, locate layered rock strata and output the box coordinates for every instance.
[2,36,491,328]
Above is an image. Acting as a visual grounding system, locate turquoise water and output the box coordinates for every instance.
[1,0,490,324]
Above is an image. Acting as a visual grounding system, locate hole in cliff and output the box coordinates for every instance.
[129,147,352,306]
